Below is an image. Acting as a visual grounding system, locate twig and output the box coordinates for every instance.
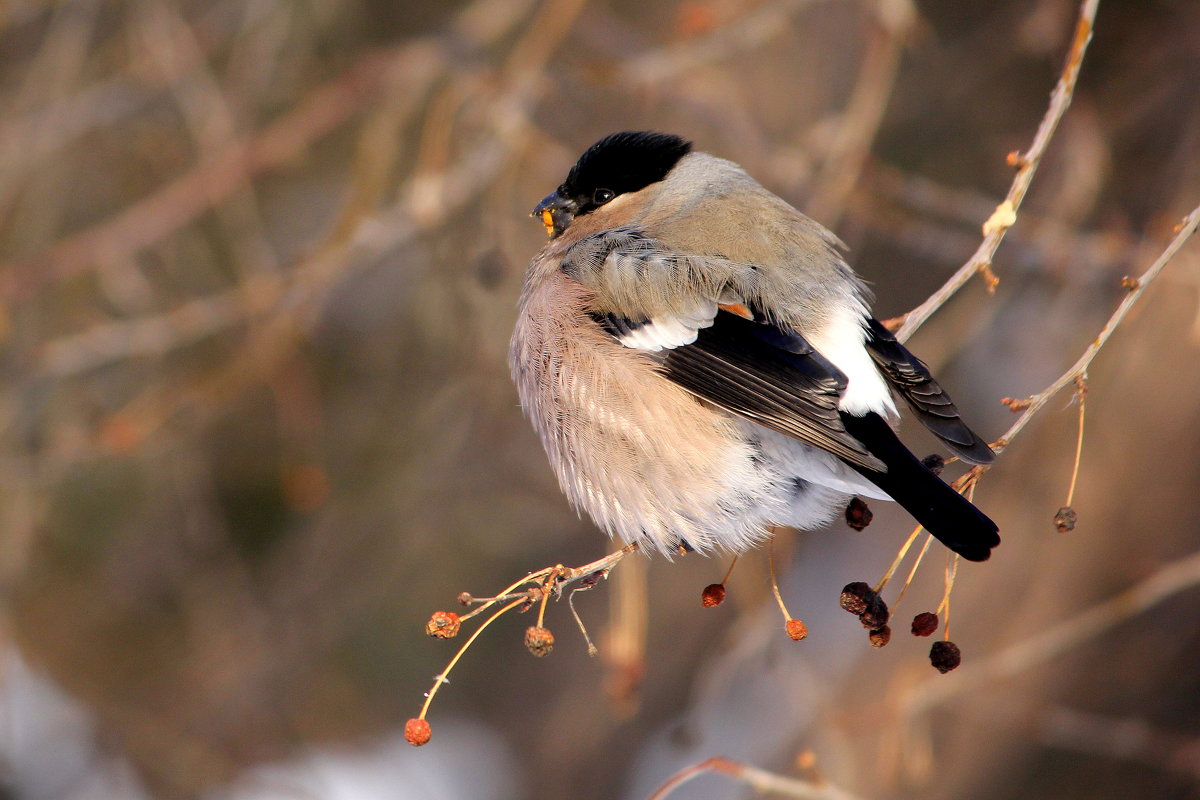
[0,47,403,304]
[1039,704,1200,782]
[893,534,934,609]
[721,555,740,585]
[135,1,280,276]
[993,203,1200,454]
[417,597,527,721]
[25,0,830,383]
[553,543,641,594]
[460,543,639,624]
[906,545,1200,718]
[933,552,958,639]
[647,756,867,800]
[768,537,793,621]
[567,585,599,657]
[619,0,823,86]
[807,0,914,227]
[416,543,638,727]
[895,0,1100,342]
[874,523,925,594]
[603,550,648,707]
[1063,376,1087,507]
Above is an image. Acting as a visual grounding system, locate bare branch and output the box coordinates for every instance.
[994,203,1200,453]
[905,545,1200,717]
[895,0,1101,342]
[806,0,915,227]
[1039,704,1200,782]
[648,756,868,800]
[0,47,402,304]
[619,0,824,86]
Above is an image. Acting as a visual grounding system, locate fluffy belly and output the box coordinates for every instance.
[509,273,882,554]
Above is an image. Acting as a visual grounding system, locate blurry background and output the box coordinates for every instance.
[1,0,1199,798]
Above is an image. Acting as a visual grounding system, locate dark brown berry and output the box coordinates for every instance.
[859,594,890,630]
[524,625,555,657]
[840,582,874,616]
[405,717,431,746]
[845,497,873,531]
[921,453,946,475]
[911,612,939,637]
[701,583,726,607]
[785,618,808,641]
[869,625,891,648]
[1054,506,1078,533]
[425,611,461,639]
[930,640,962,673]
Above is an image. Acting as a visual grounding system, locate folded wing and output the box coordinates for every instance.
[864,318,995,465]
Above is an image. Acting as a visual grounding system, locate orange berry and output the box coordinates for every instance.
[405,718,431,746]
[425,611,461,639]
[701,583,726,607]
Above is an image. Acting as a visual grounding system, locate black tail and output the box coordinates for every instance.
[840,411,1000,562]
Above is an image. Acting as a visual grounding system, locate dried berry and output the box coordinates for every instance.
[524,625,555,657]
[425,611,461,639]
[930,640,962,673]
[859,594,890,630]
[701,583,726,608]
[839,582,874,616]
[869,625,891,648]
[921,454,946,475]
[911,612,939,637]
[844,497,873,531]
[1054,506,1078,533]
[785,618,808,641]
[457,592,473,607]
[405,717,431,746]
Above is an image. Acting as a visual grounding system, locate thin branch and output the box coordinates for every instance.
[416,543,638,724]
[895,0,1100,342]
[1063,376,1087,507]
[619,0,823,86]
[553,543,641,593]
[136,0,280,276]
[905,545,1200,718]
[807,0,914,227]
[38,292,246,378]
[26,0,838,382]
[603,548,647,707]
[1039,704,1200,782]
[993,203,1200,454]
[768,536,797,623]
[648,756,868,800]
[0,47,402,304]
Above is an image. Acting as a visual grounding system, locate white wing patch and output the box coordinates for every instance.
[805,306,898,418]
[615,299,718,352]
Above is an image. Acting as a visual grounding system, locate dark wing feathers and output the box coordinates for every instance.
[662,312,885,471]
[864,318,995,465]
[659,311,999,562]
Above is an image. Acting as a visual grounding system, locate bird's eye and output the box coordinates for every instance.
[593,188,615,205]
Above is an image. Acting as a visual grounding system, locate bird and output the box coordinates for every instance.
[509,131,999,561]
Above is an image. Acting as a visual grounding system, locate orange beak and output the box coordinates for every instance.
[532,189,577,239]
